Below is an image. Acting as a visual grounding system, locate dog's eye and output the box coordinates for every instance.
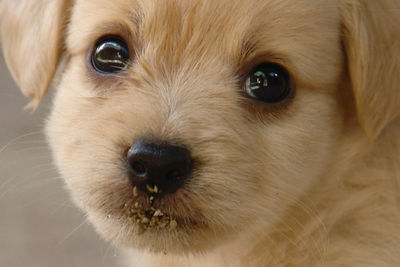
[91,36,130,73]
[244,63,290,103]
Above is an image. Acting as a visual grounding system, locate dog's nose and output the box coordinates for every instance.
[126,139,192,195]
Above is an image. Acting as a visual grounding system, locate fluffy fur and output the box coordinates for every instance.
[1,0,400,266]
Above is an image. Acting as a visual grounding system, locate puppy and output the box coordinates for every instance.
[1,0,400,266]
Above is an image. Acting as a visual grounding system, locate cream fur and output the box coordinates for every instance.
[1,0,400,266]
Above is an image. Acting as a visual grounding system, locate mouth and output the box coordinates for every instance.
[124,201,178,233]
[123,186,206,234]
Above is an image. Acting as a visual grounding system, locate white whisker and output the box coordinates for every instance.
[57,219,88,246]
[0,131,44,155]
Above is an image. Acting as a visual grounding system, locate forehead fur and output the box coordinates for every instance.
[68,0,342,89]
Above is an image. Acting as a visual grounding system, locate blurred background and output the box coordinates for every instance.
[0,54,119,266]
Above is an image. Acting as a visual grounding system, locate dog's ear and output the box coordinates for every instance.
[341,0,400,139]
[0,0,72,109]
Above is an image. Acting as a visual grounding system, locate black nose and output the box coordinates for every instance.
[126,139,192,195]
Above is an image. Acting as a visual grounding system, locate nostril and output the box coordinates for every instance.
[130,161,146,176]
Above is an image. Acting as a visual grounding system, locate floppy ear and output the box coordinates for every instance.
[340,0,400,139]
[0,0,72,109]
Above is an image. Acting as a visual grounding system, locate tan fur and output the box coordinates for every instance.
[1,0,400,266]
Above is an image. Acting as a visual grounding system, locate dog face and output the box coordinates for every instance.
[1,0,400,254]
[50,0,343,253]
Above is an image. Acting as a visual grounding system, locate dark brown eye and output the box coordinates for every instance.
[91,36,130,73]
[244,63,291,103]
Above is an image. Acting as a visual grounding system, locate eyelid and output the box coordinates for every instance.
[237,52,288,80]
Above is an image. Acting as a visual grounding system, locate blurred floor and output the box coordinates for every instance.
[0,54,119,266]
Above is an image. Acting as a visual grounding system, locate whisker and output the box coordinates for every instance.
[0,140,48,147]
[57,219,88,246]
[49,201,79,216]
[0,131,44,154]
[266,187,328,262]
[17,187,69,211]
[6,146,50,153]
[0,154,53,172]
[0,165,57,197]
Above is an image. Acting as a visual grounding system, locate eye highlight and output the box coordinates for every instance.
[244,63,291,103]
[91,36,130,74]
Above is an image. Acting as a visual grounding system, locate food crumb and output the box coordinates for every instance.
[146,184,159,194]
[132,186,138,197]
[169,220,178,230]
[124,194,178,233]
[153,210,163,217]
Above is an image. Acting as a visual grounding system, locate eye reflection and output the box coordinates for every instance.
[249,71,269,91]
[91,37,130,73]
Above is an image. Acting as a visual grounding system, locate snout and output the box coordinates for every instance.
[126,139,193,195]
